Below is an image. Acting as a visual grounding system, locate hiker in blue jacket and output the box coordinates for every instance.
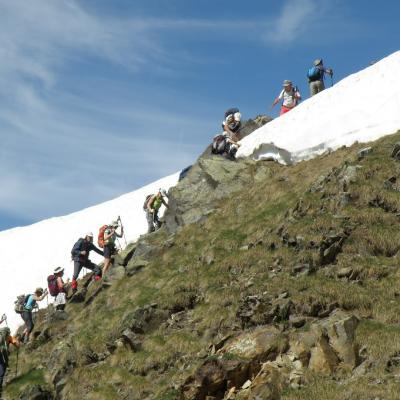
[308,58,333,97]
[21,288,48,343]
[71,232,103,293]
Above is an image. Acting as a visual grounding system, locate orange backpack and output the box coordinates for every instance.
[98,225,108,248]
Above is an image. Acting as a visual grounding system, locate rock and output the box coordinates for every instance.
[18,385,53,400]
[133,238,158,260]
[319,310,360,369]
[126,257,149,276]
[201,250,215,265]
[246,363,284,400]
[357,147,372,159]
[339,191,352,207]
[241,380,251,389]
[319,232,348,265]
[107,265,126,281]
[391,142,400,159]
[220,326,288,366]
[309,336,340,374]
[337,267,353,279]
[289,316,306,328]
[68,288,87,303]
[121,329,142,351]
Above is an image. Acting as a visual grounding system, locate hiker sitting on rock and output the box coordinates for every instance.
[102,220,124,277]
[222,107,242,142]
[71,232,103,293]
[272,80,301,115]
[307,58,333,96]
[21,287,48,343]
[211,132,240,160]
[52,267,69,311]
[0,327,20,398]
[145,189,169,233]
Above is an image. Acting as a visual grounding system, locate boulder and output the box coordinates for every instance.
[309,336,340,374]
[18,385,53,400]
[126,257,149,276]
[246,363,284,400]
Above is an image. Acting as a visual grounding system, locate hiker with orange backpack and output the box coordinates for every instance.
[71,232,103,293]
[101,220,124,277]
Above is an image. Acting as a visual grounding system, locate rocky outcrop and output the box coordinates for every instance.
[164,117,272,233]
[180,311,359,399]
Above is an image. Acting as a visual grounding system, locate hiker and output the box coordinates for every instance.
[71,232,103,293]
[307,58,333,96]
[272,80,301,115]
[211,132,240,159]
[102,220,124,276]
[0,327,19,398]
[21,288,48,343]
[145,189,169,233]
[51,267,69,311]
[0,315,5,326]
[222,108,242,142]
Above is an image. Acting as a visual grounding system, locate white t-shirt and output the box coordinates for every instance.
[278,88,301,108]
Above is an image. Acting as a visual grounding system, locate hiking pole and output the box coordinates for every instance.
[118,216,127,246]
[15,347,19,377]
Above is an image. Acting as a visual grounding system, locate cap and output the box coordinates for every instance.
[54,267,64,274]
[35,287,44,294]
[85,232,93,238]
[159,188,167,197]
[283,80,292,87]
[111,220,119,227]
[313,58,323,66]
[233,112,241,122]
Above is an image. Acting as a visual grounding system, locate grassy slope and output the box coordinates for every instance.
[6,131,400,399]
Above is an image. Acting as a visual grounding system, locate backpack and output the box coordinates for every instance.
[224,107,239,119]
[143,194,153,211]
[211,135,228,155]
[47,274,59,297]
[14,294,29,314]
[307,66,322,81]
[97,225,108,248]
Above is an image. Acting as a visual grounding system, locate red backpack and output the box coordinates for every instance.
[98,225,108,248]
[47,275,59,297]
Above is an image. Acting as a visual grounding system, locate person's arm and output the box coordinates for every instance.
[90,242,104,256]
[161,198,169,208]
[324,68,333,76]
[72,239,84,258]
[224,125,239,142]
[56,277,64,290]
[103,228,114,241]
[34,290,48,302]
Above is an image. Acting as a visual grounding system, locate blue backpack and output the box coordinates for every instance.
[307,66,322,81]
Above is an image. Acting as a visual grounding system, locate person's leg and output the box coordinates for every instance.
[146,210,155,233]
[72,261,83,292]
[102,245,112,276]
[310,82,319,97]
[22,311,34,341]
[154,211,161,230]
[55,292,67,311]
[0,361,6,398]
[86,260,102,281]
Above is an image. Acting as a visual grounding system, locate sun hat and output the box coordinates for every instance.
[313,58,323,66]
[54,267,64,274]
[283,80,292,87]
[233,112,241,122]
[85,232,93,237]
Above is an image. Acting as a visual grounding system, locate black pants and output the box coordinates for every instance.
[21,310,34,334]
[0,360,6,397]
[73,260,101,281]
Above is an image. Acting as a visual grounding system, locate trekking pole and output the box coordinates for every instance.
[118,216,127,246]
[15,347,19,377]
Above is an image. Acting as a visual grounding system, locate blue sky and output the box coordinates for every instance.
[0,0,399,231]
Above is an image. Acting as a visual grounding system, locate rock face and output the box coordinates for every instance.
[164,117,272,233]
[180,311,359,399]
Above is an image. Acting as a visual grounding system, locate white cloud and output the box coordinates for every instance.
[263,0,320,45]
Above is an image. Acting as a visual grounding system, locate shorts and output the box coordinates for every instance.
[103,244,115,259]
